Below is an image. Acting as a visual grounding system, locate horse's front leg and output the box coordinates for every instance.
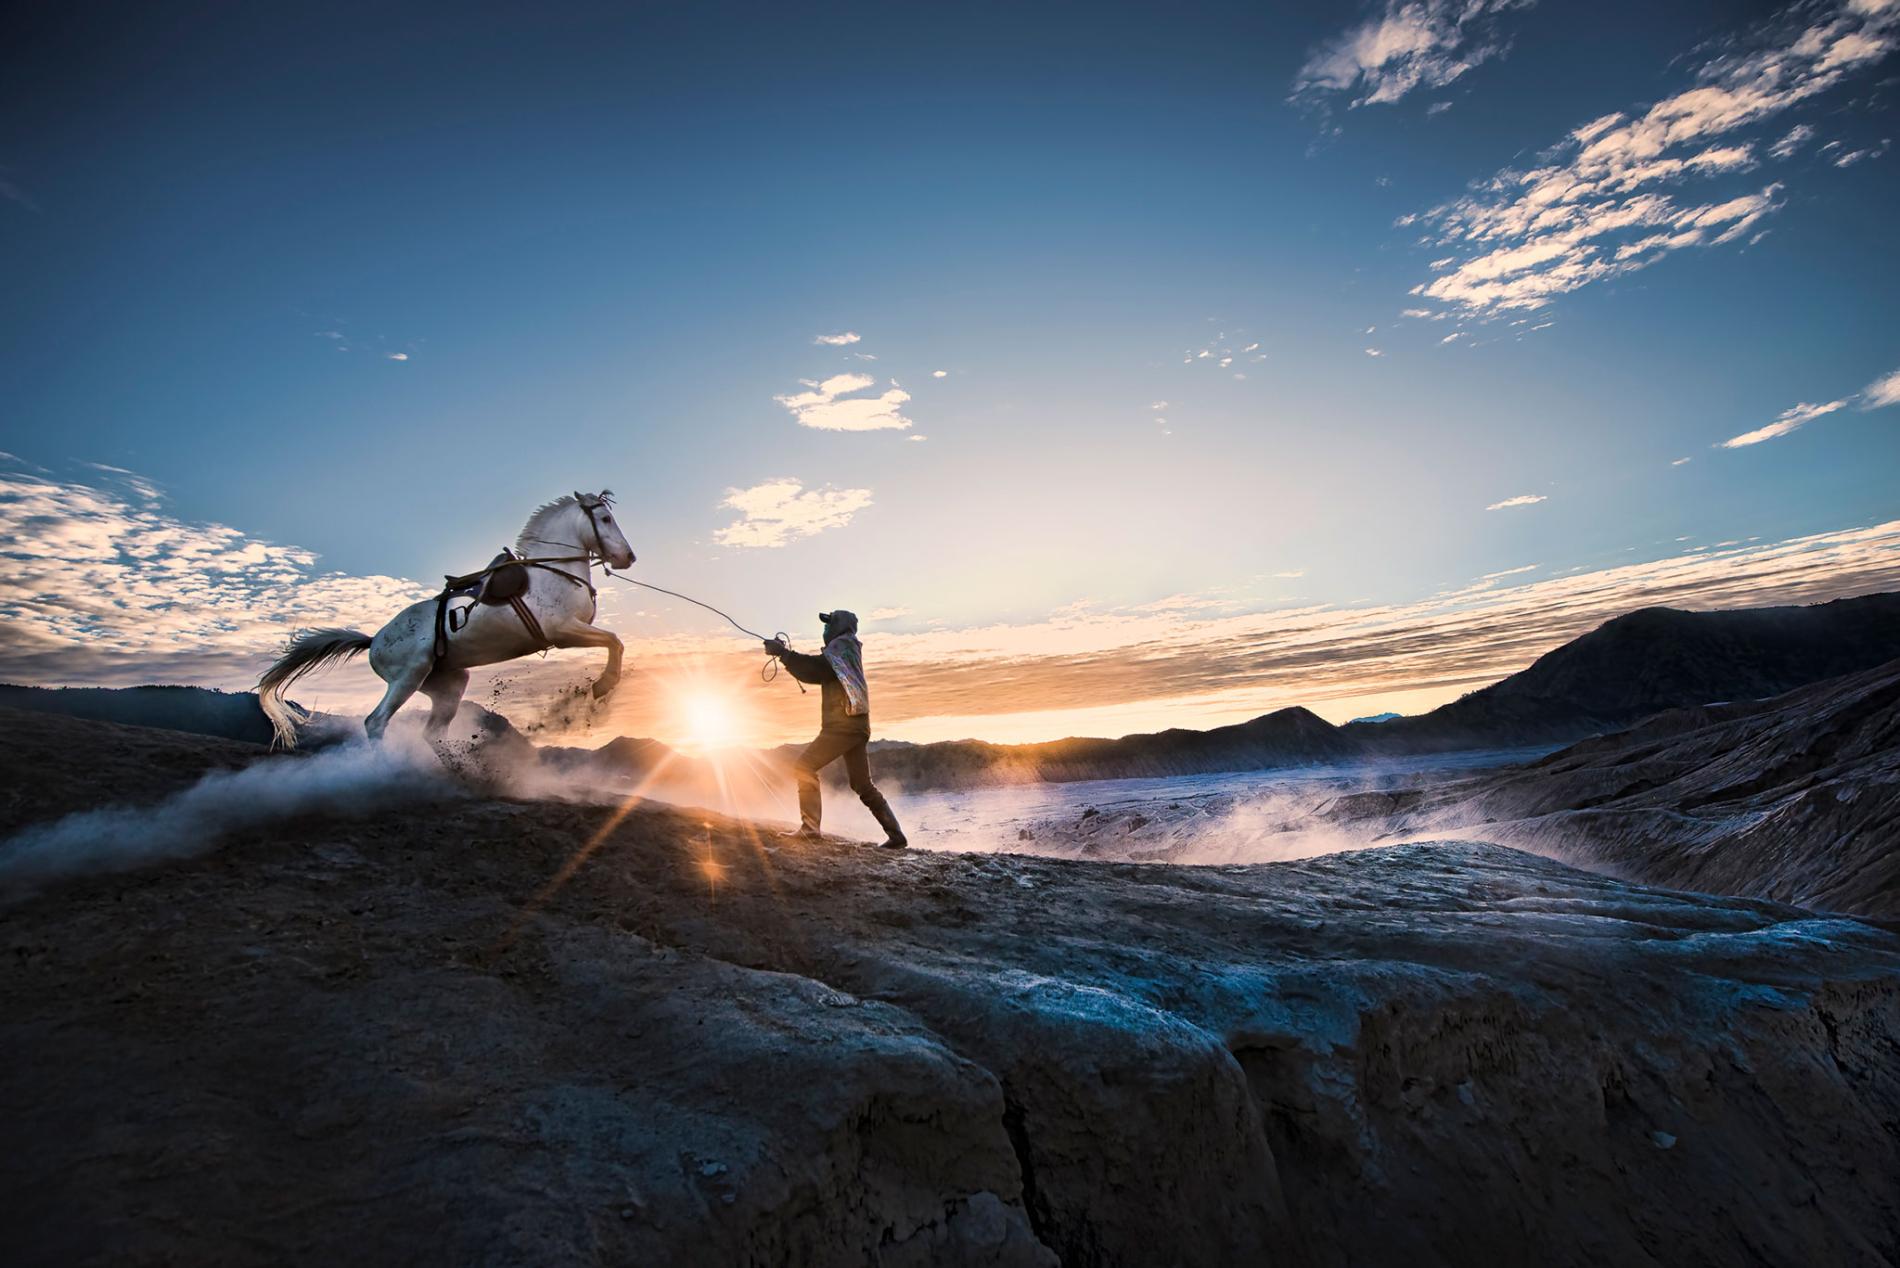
[554,623,624,699]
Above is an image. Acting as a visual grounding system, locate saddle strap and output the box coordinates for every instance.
[509,594,550,649]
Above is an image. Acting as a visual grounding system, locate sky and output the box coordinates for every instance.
[2,0,1898,749]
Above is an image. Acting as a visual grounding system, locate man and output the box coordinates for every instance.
[764,609,907,849]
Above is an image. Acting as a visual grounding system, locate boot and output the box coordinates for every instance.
[860,788,908,850]
[786,773,823,840]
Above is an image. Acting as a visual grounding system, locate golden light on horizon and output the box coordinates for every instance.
[676,686,744,752]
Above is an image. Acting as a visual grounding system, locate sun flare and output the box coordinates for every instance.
[678,689,741,752]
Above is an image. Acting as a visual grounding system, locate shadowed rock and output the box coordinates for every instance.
[3,710,1898,1264]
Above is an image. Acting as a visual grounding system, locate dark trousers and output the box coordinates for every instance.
[794,727,898,835]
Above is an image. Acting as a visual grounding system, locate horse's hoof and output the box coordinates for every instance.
[591,679,617,700]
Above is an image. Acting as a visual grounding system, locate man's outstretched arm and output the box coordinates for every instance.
[767,640,835,685]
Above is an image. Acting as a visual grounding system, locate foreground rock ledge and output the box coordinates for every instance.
[3,744,1898,1265]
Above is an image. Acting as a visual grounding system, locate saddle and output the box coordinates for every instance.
[445,550,532,605]
[433,548,571,664]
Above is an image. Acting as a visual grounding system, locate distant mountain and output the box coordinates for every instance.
[1340,657,1900,918]
[1349,712,1402,725]
[0,684,278,746]
[855,706,1365,790]
[16,591,1900,794]
[1346,592,1900,753]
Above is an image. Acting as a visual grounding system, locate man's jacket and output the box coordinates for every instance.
[779,647,871,734]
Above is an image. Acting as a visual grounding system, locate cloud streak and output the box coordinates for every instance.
[1720,397,1850,447]
[1862,365,1900,409]
[0,468,420,687]
[1407,0,1899,315]
[1485,493,1546,509]
[711,478,873,548]
[1292,0,1535,109]
[7,468,1900,751]
[775,372,915,432]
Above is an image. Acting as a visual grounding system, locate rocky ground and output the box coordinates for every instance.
[3,709,1899,1266]
[1331,659,1900,919]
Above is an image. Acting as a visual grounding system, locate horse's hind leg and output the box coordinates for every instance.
[419,667,470,740]
[364,659,430,741]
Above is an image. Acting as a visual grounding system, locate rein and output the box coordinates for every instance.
[599,571,802,690]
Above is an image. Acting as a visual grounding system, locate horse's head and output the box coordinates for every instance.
[575,490,636,569]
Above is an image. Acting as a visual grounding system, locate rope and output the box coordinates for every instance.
[602,571,803,690]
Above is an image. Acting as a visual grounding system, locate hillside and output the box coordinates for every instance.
[1348,591,1900,752]
[13,591,1900,794]
[2,710,1898,1265]
[1332,657,1900,917]
[0,684,282,746]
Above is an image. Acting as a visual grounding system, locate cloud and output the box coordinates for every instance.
[1365,347,1384,357]
[1408,0,1900,316]
[10,467,1898,753]
[1271,569,1307,579]
[1291,0,1535,109]
[1862,366,1900,409]
[711,478,872,548]
[1672,456,1693,465]
[868,606,913,621]
[1833,141,1889,165]
[1485,493,1547,509]
[1480,563,1540,578]
[0,469,420,687]
[1719,397,1850,447]
[907,435,928,442]
[814,332,861,346]
[933,370,949,378]
[1768,123,1816,157]
[774,373,915,432]
[386,353,409,362]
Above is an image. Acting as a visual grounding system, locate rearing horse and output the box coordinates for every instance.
[256,491,636,748]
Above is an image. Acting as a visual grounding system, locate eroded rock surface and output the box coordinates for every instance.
[3,713,1898,1266]
[1347,659,1900,918]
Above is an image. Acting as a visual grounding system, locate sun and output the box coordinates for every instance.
[679,690,740,752]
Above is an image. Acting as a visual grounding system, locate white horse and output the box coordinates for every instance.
[256,491,636,748]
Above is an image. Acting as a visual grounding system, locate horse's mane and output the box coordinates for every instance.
[517,490,614,552]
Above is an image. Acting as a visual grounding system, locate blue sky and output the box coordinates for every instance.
[3,0,1898,745]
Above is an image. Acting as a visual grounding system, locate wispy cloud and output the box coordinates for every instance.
[9,467,1898,751]
[1863,365,1900,409]
[386,352,409,362]
[1407,0,1899,316]
[1833,140,1890,166]
[814,331,860,346]
[1480,563,1539,579]
[1720,397,1850,447]
[1768,123,1816,158]
[0,470,419,686]
[711,478,872,548]
[1486,493,1546,509]
[1291,0,1535,109]
[932,370,949,378]
[868,606,912,621]
[775,372,915,432]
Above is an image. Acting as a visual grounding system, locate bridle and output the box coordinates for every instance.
[572,490,615,565]
[518,491,624,585]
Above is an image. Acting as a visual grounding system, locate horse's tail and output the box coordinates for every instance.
[255,628,373,749]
